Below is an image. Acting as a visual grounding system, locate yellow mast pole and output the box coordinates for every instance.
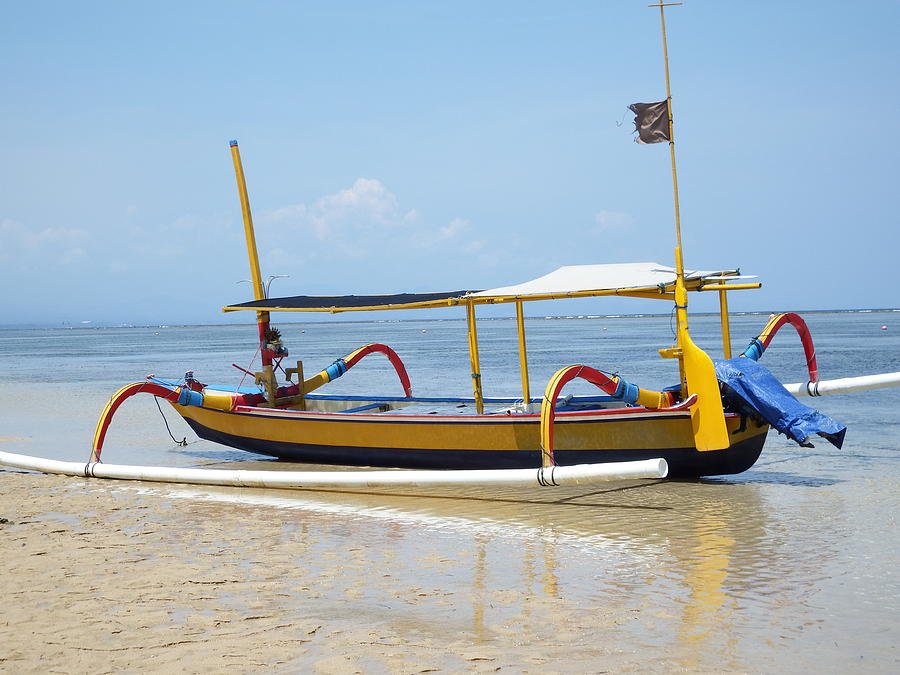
[229,140,274,377]
[465,301,485,414]
[515,301,531,407]
[653,2,688,385]
[650,3,729,450]
[230,141,266,302]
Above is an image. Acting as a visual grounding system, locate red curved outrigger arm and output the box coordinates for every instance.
[742,312,819,383]
[92,343,413,464]
[91,381,181,463]
[539,365,682,468]
[343,343,412,397]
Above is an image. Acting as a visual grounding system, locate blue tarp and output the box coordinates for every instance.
[714,358,846,449]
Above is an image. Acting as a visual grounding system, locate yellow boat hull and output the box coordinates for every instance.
[173,401,769,478]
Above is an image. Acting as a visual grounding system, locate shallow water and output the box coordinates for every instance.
[2,312,899,670]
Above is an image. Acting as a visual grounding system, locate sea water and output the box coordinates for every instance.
[1,312,898,670]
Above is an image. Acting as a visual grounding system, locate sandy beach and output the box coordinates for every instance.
[3,313,899,674]
[4,439,900,674]
[0,469,635,674]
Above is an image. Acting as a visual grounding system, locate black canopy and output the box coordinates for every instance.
[224,290,476,313]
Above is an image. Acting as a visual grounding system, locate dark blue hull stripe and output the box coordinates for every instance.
[183,418,767,478]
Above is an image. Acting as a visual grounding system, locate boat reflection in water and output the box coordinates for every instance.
[156,462,839,670]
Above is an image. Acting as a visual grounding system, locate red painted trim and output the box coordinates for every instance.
[227,401,706,421]
[663,393,697,411]
[258,319,272,367]
[344,343,413,397]
[760,312,819,382]
[209,406,707,428]
[543,365,620,460]
[92,382,179,461]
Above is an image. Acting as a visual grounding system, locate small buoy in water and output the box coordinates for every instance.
[421,329,427,333]
[769,313,776,319]
[300,330,305,333]
[882,325,888,331]
[602,327,608,331]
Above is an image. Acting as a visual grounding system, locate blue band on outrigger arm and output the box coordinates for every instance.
[612,378,640,404]
[325,359,348,381]
[620,380,640,404]
[742,338,765,361]
[177,388,204,407]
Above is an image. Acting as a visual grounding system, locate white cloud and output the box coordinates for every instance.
[60,247,87,265]
[248,179,515,292]
[594,210,634,232]
[0,218,89,266]
[261,180,488,261]
[268,203,308,224]
[439,217,469,239]
[169,214,207,231]
[317,178,398,223]
[267,178,403,241]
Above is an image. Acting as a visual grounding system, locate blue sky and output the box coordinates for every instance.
[2,1,898,326]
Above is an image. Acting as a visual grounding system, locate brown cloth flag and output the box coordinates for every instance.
[629,100,670,144]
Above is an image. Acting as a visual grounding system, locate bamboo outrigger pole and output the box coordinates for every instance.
[0,450,669,489]
[649,3,729,451]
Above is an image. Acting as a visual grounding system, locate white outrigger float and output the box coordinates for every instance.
[3,3,899,491]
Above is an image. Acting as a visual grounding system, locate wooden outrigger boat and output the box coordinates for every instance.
[3,4,896,489]
[83,4,854,480]
[91,260,772,478]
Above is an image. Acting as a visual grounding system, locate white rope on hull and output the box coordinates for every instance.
[783,371,900,397]
[0,450,667,489]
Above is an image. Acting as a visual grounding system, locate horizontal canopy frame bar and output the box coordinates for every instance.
[222,278,759,314]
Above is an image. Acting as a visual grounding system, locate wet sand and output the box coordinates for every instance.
[0,470,633,673]
[3,317,899,672]
[3,437,899,673]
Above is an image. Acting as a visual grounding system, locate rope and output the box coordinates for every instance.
[154,397,187,446]
[238,342,262,391]
[274,357,286,376]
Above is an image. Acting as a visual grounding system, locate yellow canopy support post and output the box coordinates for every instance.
[653,3,729,451]
[229,140,274,378]
[515,301,531,408]
[465,301,485,414]
[719,287,732,359]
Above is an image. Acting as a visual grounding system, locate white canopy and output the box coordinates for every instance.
[225,262,750,313]
[468,263,739,299]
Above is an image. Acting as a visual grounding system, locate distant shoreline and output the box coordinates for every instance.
[2,307,898,331]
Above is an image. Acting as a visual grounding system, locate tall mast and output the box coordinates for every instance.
[647,4,729,451]
[229,140,273,371]
[229,140,266,303]
[651,2,689,342]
